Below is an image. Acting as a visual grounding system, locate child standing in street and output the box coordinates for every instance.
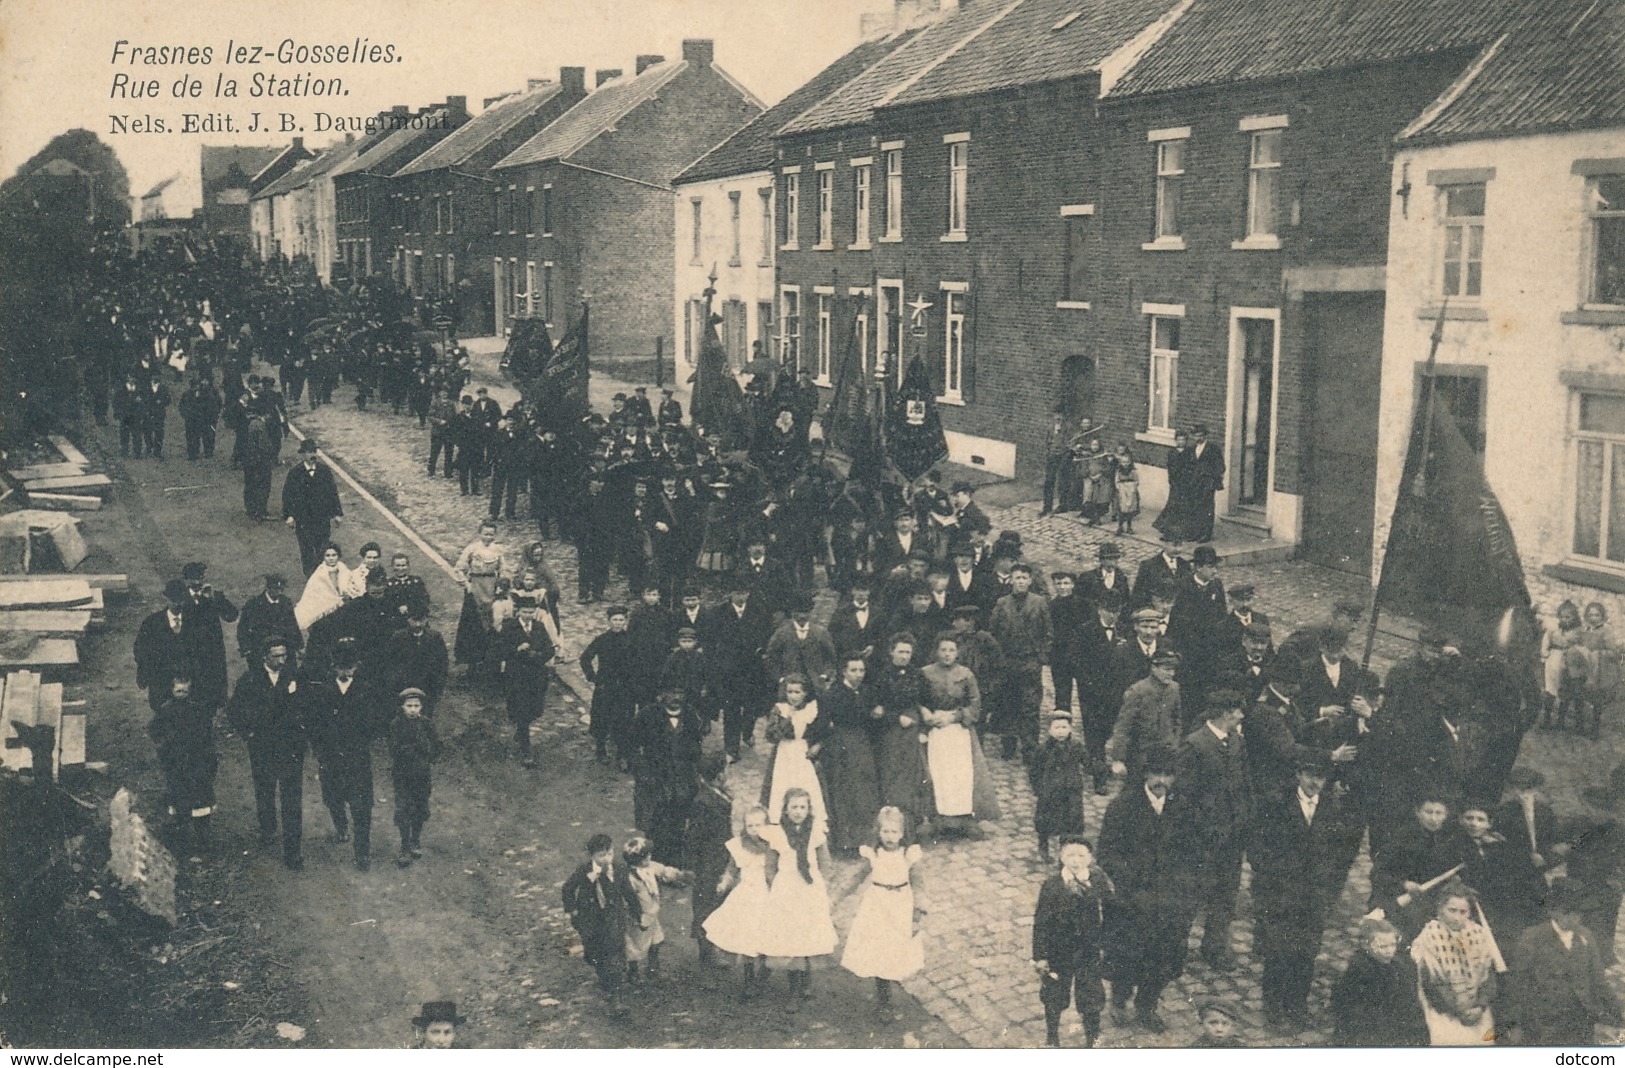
[760,674,830,825]
[704,805,778,1002]
[840,806,926,1020]
[562,833,638,1018]
[761,787,839,1006]
[389,688,441,867]
[1113,446,1140,535]
[1031,836,1113,1047]
[619,836,690,987]
[1030,713,1089,862]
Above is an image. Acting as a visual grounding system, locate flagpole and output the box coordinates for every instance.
[1362,300,1449,669]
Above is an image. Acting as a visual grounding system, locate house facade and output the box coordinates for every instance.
[671,32,909,379]
[771,0,1183,478]
[488,40,762,362]
[330,100,471,282]
[1374,0,1625,614]
[200,144,293,239]
[390,70,587,334]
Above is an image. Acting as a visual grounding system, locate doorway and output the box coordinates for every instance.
[1228,310,1279,513]
[1059,355,1095,423]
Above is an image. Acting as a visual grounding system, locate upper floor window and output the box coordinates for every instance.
[1588,175,1625,307]
[541,185,554,236]
[1440,183,1486,298]
[1154,137,1186,239]
[729,191,742,265]
[783,172,800,248]
[853,165,871,246]
[816,168,834,248]
[946,138,968,237]
[884,148,903,239]
[690,198,703,264]
[1245,128,1282,238]
[758,188,773,264]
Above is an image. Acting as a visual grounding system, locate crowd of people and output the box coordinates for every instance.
[95,241,1625,1048]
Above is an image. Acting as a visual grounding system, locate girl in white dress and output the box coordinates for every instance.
[841,806,926,1020]
[620,835,689,986]
[703,805,777,1002]
[760,675,829,826]
[761,788,838,1005]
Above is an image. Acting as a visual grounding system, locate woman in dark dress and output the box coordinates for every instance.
[1152,431,1193,542]
[822,652,885,851]
[870,633,930,831]
[1331,917,1429,1047]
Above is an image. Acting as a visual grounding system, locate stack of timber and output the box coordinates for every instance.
[2,433,111,511]
[0,668,85,779]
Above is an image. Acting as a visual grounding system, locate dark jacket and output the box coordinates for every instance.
[1177,724,1253,844]
[280,460,343,525]
[382,626,450,709]
[226,664,305,762]
[134,608,192,698]
[1131,553,1189,607]
[1331,951,1430,1047]
[1504,920,1622,1044]
[1032,871,1112,972]
[237,593,302,659]
[562,859,638,966]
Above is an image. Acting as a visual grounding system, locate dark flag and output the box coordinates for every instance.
[886,355,947,482]
[534,303,589,430]
[823,300,882,483]
[501,316,553,398]
[1375,342,1539,697]
[690,311,744,445]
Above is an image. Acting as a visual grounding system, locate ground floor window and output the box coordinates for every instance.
[1574,390,1625,565]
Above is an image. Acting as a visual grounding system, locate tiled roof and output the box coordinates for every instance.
[142,174,178,198]
[493,61,686,170]
[776,2,1020,137]
[676,33,914,185]
[252,139,367,199]
[1401,0,1625,143]
[200,145,281,185]
[884,0,1181,107]
[331,108,454,178]
[395,83,565,176]
[1106,0,1542,98]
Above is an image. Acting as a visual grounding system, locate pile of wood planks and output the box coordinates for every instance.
[0,668,84,779]
[4,434,111,511]
[0,572,127,671]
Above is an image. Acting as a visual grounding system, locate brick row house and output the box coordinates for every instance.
[330,99,471,281]
[670,32,911,377]
[771,0,1553,571]
[1374,0,1625,611]
[251,134,368,280]
[389,69,588,335]
[487,41,763,362]
[771,0,1190,478]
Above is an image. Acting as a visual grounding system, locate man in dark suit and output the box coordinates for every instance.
[178,562,238,712]
[700,578,772,761]
[828,578,884,663]
[629,687,707,865]
[237,573,301,664]
[1077,542,1132,622]
[1166,544,1228,718]
[226,638,306,869]
[945,541,997,620]
[1177,690,1254,970]
[657,387,683,429]
[949,481,992,539]
[1185,425,1225,543]
[1048,571,1090,723]
[1496,765,1569,878]
[1099,750,1196,1032]
[302,644,388,870]
[1217,583,1271,655]
[874,510,931,580]
[650,473,696,606]
[469,387,503,470]
[1297,626,1364,716]
[1503,879,1624,1046]
[499,596,556,769]
[1132,540,1189,608]
[732,536,791,625]
[689,754,734,965]
[574,467,618,604]
[1249,755,1358,1031]
[134,580,194,711]
[384,609,450,716]
[1111,607,1166,702]
[281,439,343,575]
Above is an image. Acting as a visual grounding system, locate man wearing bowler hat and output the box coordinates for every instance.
[410,1001,465,1048]
[1177,689,1253,971]
[1078,541,1132,621]
[281,439,343,576]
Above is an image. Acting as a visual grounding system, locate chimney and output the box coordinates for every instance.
[560,66,586,97]
[391,105,410,116]
[681,39,713,67]
[859,11,890,39]
[445,96,468,120]
[596,68,622,87]
[526,78,550,91]
[291,136,304,151]
[635,54,665,75]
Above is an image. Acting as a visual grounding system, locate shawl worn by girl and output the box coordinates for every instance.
[1410,917,1499,1046]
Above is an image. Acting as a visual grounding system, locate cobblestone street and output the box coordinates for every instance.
[291,367,1625,1049]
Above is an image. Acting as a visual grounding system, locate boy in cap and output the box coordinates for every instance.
[1177,690,1253,971]
[411,1001,465,1049]
[1192,999,1244,1047]
[1107,649,1182,785]
[580,605,639,767]
[148,671,218,857]
[1031,836,1112,1047]
[389,688,441,867]
[657,387,682,429]
[659,625,712,721]
[1030,712,1089,862]
[562,833,638,1017]
[1078,541,1132,620]
[989,563,1053,761]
